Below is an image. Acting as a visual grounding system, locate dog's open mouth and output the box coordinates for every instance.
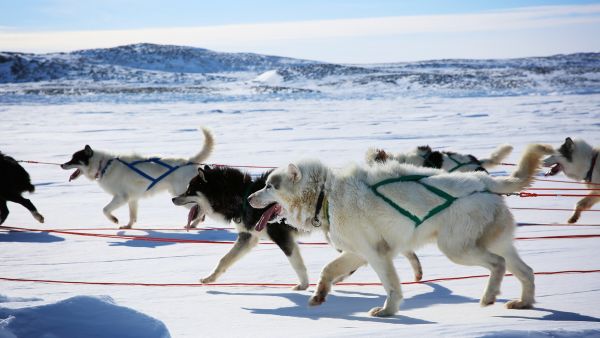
[69,169,82,181]
[255,204,282,232]
[545,163,562,176]
[187,204,205,228]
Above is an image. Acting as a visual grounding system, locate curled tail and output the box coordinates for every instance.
[190,127,215,163]
[480,144,513,169]
[486,144,554,194]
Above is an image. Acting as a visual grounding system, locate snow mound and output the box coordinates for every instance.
[0,295,170,338]
[254,70,283,84]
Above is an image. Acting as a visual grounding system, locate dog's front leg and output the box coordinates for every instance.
[103,195,126,226]
[309,251,366,306]
[568,195,600,224]
[0,199,8,225]
[200,232,259,284]
[364,247,403,317]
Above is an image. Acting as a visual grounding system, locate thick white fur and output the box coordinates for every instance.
[366,144,513,171]
[69,128,213,228]
[544,138,600,223]
[249,144,552,317]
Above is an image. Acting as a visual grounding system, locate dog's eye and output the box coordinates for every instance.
[266,184,274,190]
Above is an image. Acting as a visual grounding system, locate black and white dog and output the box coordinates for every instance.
[366,144,513,173]
[172,165,310,290]
[0,152,44,225]
[544,137,599,223]
[61,128,214,229]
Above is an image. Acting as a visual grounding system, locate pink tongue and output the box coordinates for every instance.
[545,163,562,176]
[255,204,281,232]
[69,169,81,182]
[187,205,200,227]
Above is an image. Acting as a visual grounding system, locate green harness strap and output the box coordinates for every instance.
[447,154,471,173]
[369,175,457,227]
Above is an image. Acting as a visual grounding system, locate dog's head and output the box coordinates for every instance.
[172,166,212,228]
[248,159,328,232]
[61,145,95,181]
[543,137,593,180]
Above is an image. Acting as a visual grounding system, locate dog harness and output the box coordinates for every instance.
[370,175,472,227]
[421,150,486,173]
[585,151,598,183]
[98,157,195,191]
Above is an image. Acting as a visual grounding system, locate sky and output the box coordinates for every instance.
[0,0,599,63]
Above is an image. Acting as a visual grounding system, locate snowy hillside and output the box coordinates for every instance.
[0,44,598,102]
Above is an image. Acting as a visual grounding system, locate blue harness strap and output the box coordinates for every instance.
[116,157,194,191]
[369,175,458,227]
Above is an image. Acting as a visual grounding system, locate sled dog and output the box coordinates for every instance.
[543,137,599,223]
[61,128,214,229]
[0,152,44,225]
[249,144,552,317]
[366,144,513,173]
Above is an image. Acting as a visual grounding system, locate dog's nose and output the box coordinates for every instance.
[171,197,178,203]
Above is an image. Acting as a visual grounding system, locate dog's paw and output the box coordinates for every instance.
[368,307,395,317]
[480,296,496,307]
[292,283,309,291]
[108,216,119,224]
[119,225,132,229]
[506,300,533,309]
[200,276,216,284]
[33,212,45,224]
[414,272,423,282]
[308,293,326,306]
[567,215,579,224]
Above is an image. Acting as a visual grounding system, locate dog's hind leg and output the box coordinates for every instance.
[439,239,506,307]
[0,199,8,225]
[124,200,138,229]
[499,244,535,309]
[200,232,259,284]
[309,251,367,306]
[267,224,309,290]
[9,195,44,224]
[568,195,600,224]
[404,251,423,281]
[103,195,126,227]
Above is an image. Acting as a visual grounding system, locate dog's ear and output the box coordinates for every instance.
[564,137,574,148]
[197,168,207,183]
[84,145,93,157]
[288,163,302,183]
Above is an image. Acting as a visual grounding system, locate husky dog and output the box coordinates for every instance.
[248,144,552,317]
[366,144,513,173]
[61,128,214,229]
[543,137,599,224]
[0,152,45,225]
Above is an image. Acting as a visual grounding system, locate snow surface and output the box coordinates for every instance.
[1,91,599,337]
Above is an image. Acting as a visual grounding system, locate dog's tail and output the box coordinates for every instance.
[485,144,554,194]
[480,144,513,169]
[189,127,215,163]
[365,148,390,166]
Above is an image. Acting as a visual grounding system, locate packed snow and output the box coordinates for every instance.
[1,45,599,337]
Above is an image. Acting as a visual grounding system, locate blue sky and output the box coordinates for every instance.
[1,0,599,62]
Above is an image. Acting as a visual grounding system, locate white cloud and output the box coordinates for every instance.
[1,4,599,62]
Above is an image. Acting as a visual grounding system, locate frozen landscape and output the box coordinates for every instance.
[0,44,599,337]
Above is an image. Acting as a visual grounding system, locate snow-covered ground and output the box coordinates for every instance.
[1,93,599,337]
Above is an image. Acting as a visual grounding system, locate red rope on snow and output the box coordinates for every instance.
[517,192,600,198]
[0,269,598,288]
[2,226,599,245]
[534,178,600,186]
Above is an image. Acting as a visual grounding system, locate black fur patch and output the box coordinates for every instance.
[374,149,389,163]
[182,166,298,244]
[559,138,574,162]
[423,151,443,169]
[63,146,93,166]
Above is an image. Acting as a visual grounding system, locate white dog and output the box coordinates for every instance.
[249,144,552,317]
[61,128,214,229]
[543,137,599,223]
[366,144,513,173]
